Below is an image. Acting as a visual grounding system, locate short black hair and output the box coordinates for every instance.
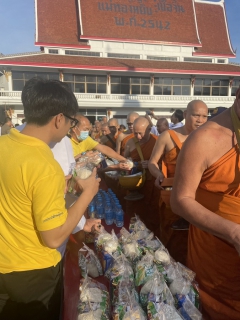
[21,77,78,126]
[5,117,12,123]
[174,109,184,122]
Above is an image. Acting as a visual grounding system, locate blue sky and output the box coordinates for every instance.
[0,0,239,63]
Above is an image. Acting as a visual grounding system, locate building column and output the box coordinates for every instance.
[107,74,111,94]
[190,76,195,96]
[228,78,233,97]
[4,70,12,91]
[150,75,154,95]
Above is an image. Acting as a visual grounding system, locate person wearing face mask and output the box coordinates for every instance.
[70,113,127,163]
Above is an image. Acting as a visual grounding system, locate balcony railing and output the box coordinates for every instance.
[0,91,235,107]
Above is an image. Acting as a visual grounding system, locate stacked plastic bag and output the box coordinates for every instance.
[78,215,202,320]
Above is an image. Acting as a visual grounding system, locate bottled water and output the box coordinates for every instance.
[104,201,113,225]
[88,200,96,218]
[96,196,104,219]
[115,204,124,227]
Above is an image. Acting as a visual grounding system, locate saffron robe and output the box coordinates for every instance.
[126,135,159,233]
[121,133,134,156]
[188,144,240,320]
[159,130,188,265]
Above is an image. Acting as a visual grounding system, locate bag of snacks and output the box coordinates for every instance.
[151,302,183,320]
[78,277,110,320]
[78,243,103,278]
[102,230,121,273]
[135,252,155,287]
[140,271,166,310]
[177,296,202,320]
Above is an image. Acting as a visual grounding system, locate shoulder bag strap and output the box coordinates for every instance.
[106,134,116,149]
[133,137,146,174]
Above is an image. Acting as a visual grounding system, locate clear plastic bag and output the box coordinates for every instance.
[105,254,134,288]
[79,243,103,278]
[140,271,166,310]
[78,277,110,320]
[178,296,202,320]
[151,302,183,320]
[135,252,155,287]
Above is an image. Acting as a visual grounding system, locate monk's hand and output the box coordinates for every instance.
[141,160,149,169]
[119,162,131,171]
[155,172,164,189]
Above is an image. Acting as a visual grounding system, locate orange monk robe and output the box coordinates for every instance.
[94,132,102,140]
[102,135,116,150]
[187,145,240,320]
[121,133,134,156]
[126,135,160,234]
[158,130,188,265]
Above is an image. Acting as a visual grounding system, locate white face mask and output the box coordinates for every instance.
[77,130,89,141]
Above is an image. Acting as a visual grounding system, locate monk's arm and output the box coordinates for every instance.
[148,133,167,180]
[170,131,240,252]
[94,144,126,162]
[116,133,124,154]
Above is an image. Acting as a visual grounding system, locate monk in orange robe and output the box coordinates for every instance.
[116,112,139,154]
[91,121,102,141]
[148,100,208,264]
[100,123,117,150]
[171,90,240,319]
[124,117,159,233]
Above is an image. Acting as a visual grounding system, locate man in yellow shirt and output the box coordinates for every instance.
[0,78,100,320]
[70,114,127,162]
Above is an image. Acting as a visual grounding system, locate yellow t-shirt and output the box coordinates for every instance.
[70,136,99,157]
[0,129,68,273]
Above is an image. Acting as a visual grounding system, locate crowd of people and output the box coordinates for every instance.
[0,77,239,320]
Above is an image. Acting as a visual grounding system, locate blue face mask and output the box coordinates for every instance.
[77,130,89,141]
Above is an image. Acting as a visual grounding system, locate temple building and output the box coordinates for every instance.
[0,0,240,124]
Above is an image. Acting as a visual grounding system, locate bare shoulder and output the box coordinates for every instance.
[117,132,127,142]
[181,120,234,168]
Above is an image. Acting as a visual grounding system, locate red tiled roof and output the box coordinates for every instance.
[36,0,88,48]
[79,0,200,45]
[195,1,235,57]
[1,54,240,76]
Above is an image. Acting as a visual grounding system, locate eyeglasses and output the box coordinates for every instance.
[63,114,79,128]
[127,122,133,126]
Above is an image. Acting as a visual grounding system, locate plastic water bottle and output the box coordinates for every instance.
[96,196,104,219]
[115,204,124,227]
[104,201,113,225]
[88,200,96,218]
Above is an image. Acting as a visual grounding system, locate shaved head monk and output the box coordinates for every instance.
[171,91,240,320]
[100,123,116,150]
[70,114,126,162]
[156,117,169,134]
[124,117,159,233]
[101,116,107,124]
[108,118,120,143]
[116,112,139,155]
[91,121,102,141]
[148,100,208,264]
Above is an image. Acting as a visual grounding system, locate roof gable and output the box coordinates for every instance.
[79,0,200,45]
[194,1,235,57]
